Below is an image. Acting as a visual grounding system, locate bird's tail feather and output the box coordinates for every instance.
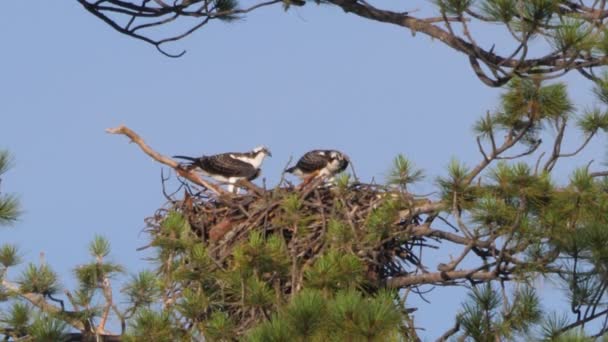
[173,155,198,162]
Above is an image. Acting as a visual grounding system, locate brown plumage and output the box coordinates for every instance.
[285,150,349,181]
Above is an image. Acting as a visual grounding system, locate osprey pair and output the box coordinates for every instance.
[173,148,349,192]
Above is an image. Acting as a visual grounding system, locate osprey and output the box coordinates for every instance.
[173,146,271,193]
[285,149,350,183]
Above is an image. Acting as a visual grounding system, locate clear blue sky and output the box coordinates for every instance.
[0,1,604,339]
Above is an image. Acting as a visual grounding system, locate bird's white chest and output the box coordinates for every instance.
[325,159,342,173]
[193,168,231,182]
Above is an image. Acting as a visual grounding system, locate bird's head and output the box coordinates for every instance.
[252,145,272,157]
[329,150,349,162]
[329,150,350,172]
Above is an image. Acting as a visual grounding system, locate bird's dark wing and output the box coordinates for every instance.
[199,153,258,178]
[294,150,332,173]
[247,168,262,181]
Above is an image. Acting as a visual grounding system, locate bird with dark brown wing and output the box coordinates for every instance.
[174,146,271,193]
[285,149,349,185]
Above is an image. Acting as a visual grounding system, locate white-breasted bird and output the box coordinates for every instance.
[173,146,271,193]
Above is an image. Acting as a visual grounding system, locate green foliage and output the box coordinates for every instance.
[153,211,195,254]
[512,0,559,35]
[74,238,124,291]
[0,150,20,226]
[507,286,542,334]
[480,0,516,22]
[204,311,236,341]
[213,0,239,21]
[177,287,212,319]
[233,231,290,278]
[435,0,473,15]
[28,314,68,342]
[89,235,111,258]
[386,154,424,189]
[437,159,476,208]
[596,29,608,56]
[0,302,30,337]
[552,20,595,52]
[471,194,517,228]
[459,284,501,341]
[18,263,60,295]
[550,329,593,342]
[243,275,275,310]
[0,195,19,227]
[279,193,310,228]
[126,309,185,342]
[326,218,353,250]
[539,312,571,340]
[0,151,12,176]
[594,72,608,106]
[161,210,190,237]
[304,250,365,291]
[74,262,124,289]
[475,77,574,148]
[247,289,401,341]
[327,290,401,341]
[333,172,351,192]
[459,283,543,341]
[123,270,161,309]
[365,199,401,243]
[283,289,325,339]
[577,107,608,134]
[473,111,495,137]
[247,314,292,342]
[500,78,572,123]
[484,162,553,211]
[71,287,96,308]
[0,244,21,268]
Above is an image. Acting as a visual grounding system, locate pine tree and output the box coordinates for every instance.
[10,2,608,337]
[106,76,608,340]
[4,77,608,339]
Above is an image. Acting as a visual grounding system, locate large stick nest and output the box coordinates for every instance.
[146,178,431,291]
[106,125,436,293]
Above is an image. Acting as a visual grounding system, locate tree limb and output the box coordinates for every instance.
[1,279,85,331]
[105,124,226,195]
[386,267,508,288]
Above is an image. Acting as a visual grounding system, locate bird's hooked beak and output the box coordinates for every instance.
[253,145,272,157]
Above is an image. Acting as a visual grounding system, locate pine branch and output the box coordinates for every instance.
[78,1,608,84]
[558,308,608,335]
[1,278,86,330]
[385,266,510,288]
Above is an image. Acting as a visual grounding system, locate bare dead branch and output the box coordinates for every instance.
[1,279,85,330]
[105,124,226,195]
[386,267,507,288]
